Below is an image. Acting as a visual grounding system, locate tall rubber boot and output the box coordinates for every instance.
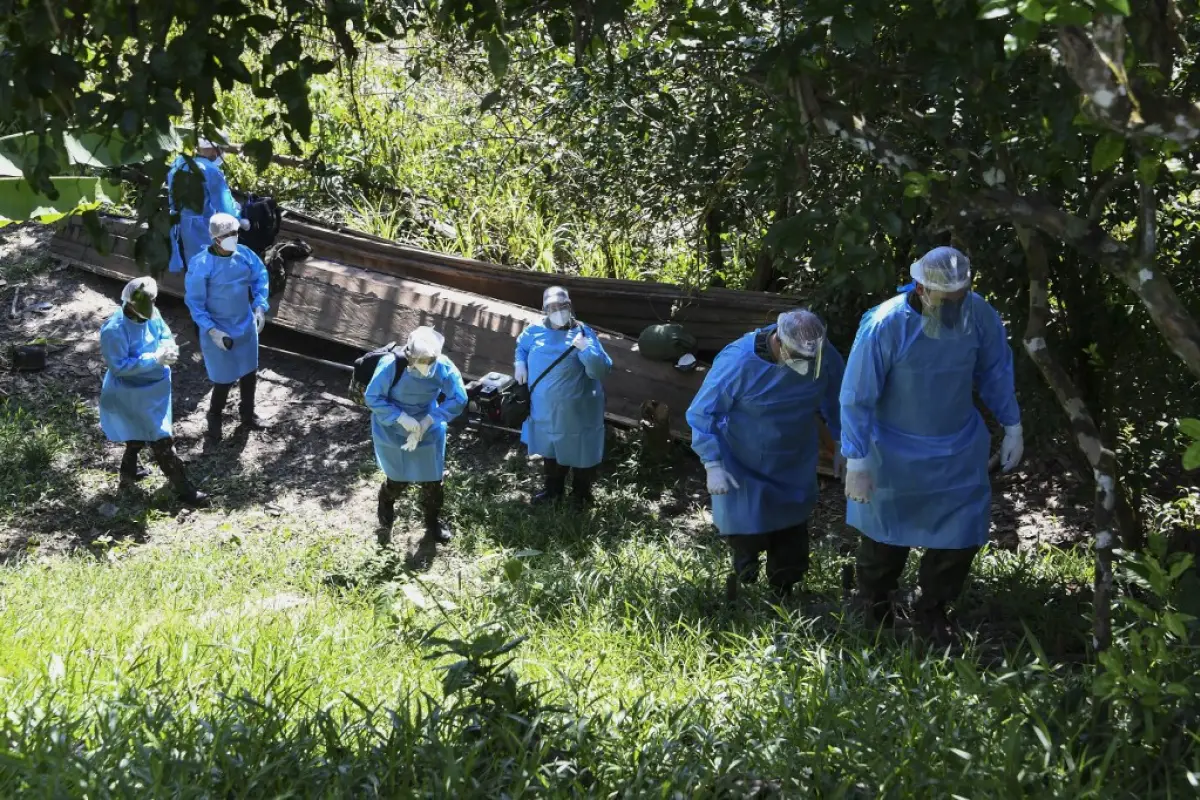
[206,383,233,444]
[571,466,596,508]
[531,459,567,506]
[150,439,210,507]
[118,442,150,487]
[238,372,268,431]
[421,481,453,544]
[377,480,407,547]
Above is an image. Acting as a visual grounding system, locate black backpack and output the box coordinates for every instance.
[262,238,310,298]
[349,344,408,406]
[240,194,282,255]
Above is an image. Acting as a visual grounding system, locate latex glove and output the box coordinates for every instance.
[833,450,847,480]
[208,328,231,351]
[397,413,421,433]
[418,415,434,436]
[153,346,175,366]
[1000,424,1024,473]
[845,459,873,503]
[570,331,587,351]
[402,430,421,452]
[514,363,528,385]
[254,308,266,334]
[239,218,251,231]
[704,461,740,496]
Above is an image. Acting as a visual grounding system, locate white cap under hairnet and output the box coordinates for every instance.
[911,246,971,292]
[542,286,570,308]
[209,213,240,239]
[197,138,217,150]
[121,276,158,305]
[776,309,826,357]
[405,326,445,359]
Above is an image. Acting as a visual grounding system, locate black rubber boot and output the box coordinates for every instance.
[571,466,596,508]
[207,383,233,444]
[119,443,150,486]
[532,459,567,506]
[238,372,268,431]
[421,482,453,544]
[151,439,210,508]
[377,480,403,546]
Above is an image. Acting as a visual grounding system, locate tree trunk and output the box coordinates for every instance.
[706,207,725,277]
[1017,227,1119,651]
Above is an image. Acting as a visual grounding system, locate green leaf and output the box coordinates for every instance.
[480,90,502,112]
[1137,153,1160,184]
[240,138,274,172]
[1045,2,1094,24]
[1183,441,1200,471]
[0,177,122,226]
[1016,0,1045,22]
[1003,19,1041,59]
[904,182,929,198]
[484,32,510,81]
[1177,418,1200,441]
[1091,135,1125,173]
[977,0,1013,19]
[1096,0,1131,15]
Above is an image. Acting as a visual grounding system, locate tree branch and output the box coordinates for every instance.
[787,76,917,175]
[1057,16,1200,148]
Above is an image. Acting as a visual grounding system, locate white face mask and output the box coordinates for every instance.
[548,310,572,328]
[218,236,238,253]
[786,358,811,376]
[410,361,435,377]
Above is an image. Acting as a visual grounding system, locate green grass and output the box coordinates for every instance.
[0,391,1197,797]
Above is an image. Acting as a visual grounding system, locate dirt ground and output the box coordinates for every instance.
[0,223,1093,560]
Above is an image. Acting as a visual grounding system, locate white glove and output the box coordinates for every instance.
[254,308,266,334]
[418,415,434,436]
[154,346,175,366]
[402,430,421,452]
[833,450,847,480]
[570,331,587,351]
[514,363,528,385]
[239,218,251,231]
[397,413,421,433]
[208,328,231,351]
[704,461,740,496]
[1000,424,1024,473]
[845,459,873,503]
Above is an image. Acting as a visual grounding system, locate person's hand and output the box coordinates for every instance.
[254,308,266,334]
[845,459,873,503]
[239,218,251,231]
[514,363,528,385]
[1000,424,1024,473]
[397,413,420,433]
[208,329,231,351]
[418,415,434,436]
[570,331,587,351]
[402,430,421,452]
[833,451,847,480]
[704,462,740,495]
[154,346,176,366]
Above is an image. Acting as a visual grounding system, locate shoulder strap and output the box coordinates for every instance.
[529,333,581,396]
[388,349,408,393]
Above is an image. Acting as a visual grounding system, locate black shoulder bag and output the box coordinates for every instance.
[499,341,579,428]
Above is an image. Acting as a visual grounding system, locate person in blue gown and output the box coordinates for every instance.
[184,213,272,444]
[686,309,845,600]
[841,246,1024,634]
[514,286,613,507]
[167,138,249,273]
[366,326,468,546]
[99,277,208,506]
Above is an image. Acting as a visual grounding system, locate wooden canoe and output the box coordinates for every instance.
[49,215,837,474]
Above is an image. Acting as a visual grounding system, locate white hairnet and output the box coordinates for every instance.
[121,276,158,305]
[405,326,445,359]
[911,246,971,292]
[777,309,826,357]
[197,138,217,150]
[542,286,570,309]
[209,213,240,239]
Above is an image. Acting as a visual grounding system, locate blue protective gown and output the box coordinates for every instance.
[98,308,176,443]
[167,155,240,273]
[687,326,845,536]
[515,323,613,469]
[184,244,270,385]
[840,292,1020,549]
[365,355,468,483]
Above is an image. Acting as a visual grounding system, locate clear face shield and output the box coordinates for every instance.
[779,336,824,379]
[544,300,574,329]
[917,286,974,339]
[407,354,437,377]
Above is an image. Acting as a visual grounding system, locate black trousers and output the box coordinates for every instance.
[121,438,192,490]
[209,372,258,420]
[856,535,979,609]
[725,522,810,592]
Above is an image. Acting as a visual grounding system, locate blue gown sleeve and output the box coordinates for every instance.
[515,326,532,368]
[205,164,239,217]
[839,314,890,460]
[151,311,175,345]
[819,342,846,443]
[432,361,468,424]
[974,299,1020,427]
[686,347,741,466]
[101,323,159,377]
[365,356,403,427]
[245,248,270,311]
[575,326,613,381]
[184,259,217,335]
